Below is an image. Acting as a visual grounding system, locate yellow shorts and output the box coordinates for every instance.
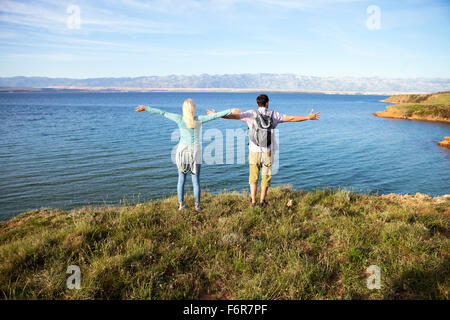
[248,151,273,187]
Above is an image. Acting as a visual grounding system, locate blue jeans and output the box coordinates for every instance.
[177,165,201,205]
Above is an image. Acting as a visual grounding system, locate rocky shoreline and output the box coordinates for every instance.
[373,106,450,123]
[374,92,450,128]
[373,112,450,123]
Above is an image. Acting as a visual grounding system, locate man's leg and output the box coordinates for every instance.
[248,152,261,205]
[260,152,272,204]
[250,183,258,204]
[260,185,269,203]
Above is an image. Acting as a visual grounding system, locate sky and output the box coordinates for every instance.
[0,0,449,79]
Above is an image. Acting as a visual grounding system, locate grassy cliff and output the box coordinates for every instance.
[374,92,450,122]
[0,187,449,300]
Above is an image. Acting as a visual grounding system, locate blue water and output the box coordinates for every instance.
[0,92,449,220]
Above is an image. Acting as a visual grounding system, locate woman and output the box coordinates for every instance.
[136,99,241,211]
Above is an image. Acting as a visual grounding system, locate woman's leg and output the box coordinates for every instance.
[177,171,186,205]
[191,165,201,205]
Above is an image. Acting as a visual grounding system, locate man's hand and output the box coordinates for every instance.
[136,105,146,112]
[308,109,320,120]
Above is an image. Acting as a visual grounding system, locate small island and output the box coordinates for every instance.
[374,91,450,123]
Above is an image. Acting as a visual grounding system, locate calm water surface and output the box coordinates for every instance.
[0,92,449,220]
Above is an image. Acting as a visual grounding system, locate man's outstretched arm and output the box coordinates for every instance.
[283,109,320,122]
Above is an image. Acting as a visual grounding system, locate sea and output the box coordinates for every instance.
[0,91,449,220]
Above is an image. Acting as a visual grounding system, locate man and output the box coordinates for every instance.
[207,94,320,206]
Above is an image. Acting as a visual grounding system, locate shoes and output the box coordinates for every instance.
[179,203,202,211]
[250,199,268,207]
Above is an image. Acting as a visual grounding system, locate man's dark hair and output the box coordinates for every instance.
[256,94,269,108]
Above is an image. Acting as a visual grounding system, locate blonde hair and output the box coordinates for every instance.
[182,99,196,129]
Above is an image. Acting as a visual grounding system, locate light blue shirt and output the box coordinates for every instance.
[145,106,232,145]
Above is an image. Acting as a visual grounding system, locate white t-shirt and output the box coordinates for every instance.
[240,107,286,153]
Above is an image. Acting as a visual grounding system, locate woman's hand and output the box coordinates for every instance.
[308,109,320,120]
[205,109,216,115]
[231,108,242,115]
[136,105,146,112]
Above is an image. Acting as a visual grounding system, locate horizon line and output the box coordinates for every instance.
[1,73,450,81]
[0,86,444,96]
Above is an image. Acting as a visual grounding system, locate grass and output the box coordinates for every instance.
[396,104,450,119]
[0,186,449,300]
[383,92,450,105]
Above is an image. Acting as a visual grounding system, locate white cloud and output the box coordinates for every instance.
[120,0,369,13]
[0,0,67,29]
[3,52,94,61]
[0,0,197,34]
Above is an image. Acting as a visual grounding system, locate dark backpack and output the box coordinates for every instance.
[248,109,274,148]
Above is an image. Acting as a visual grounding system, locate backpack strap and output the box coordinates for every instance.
[257,109,273,129]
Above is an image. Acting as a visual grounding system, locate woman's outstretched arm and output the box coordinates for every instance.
[135,105,180,122]
[198,108,231,123]
[200,108,242,122]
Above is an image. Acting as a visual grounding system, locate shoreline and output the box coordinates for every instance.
[374,92,450,123]
[373,110,450,123]
[0,86,428,95]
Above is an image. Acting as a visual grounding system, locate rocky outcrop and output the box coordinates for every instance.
[438,136,450,148]
[374,92,450,123]
[373,107,450,123]
[379,193,450,213]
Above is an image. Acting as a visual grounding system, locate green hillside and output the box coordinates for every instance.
[1,187,449,300]
[375,92,450,121]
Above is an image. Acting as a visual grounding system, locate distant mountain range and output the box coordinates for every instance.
[1,74,449,93]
